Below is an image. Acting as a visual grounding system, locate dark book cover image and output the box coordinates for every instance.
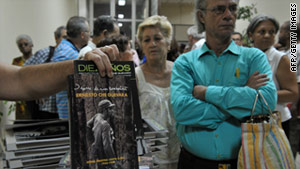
[69,61,139,169]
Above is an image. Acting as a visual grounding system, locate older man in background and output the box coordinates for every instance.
[79,15,120,58]
[24,26,67,119]
[51,16,91,119]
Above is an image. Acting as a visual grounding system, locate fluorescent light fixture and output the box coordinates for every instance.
[118,14,124,19]
[118,23,123,27]
[118,0,126,6]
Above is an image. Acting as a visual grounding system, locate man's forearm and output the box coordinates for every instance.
[17,60,74,100]
[0,45,118,101]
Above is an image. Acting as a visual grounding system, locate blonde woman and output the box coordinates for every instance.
[136,15,180,169]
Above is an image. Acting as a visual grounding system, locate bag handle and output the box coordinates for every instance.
[250,90,273,122]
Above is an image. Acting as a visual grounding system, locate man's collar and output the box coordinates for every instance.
[198,41,241,58]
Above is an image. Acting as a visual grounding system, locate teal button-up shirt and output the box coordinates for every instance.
[171,41,277,160]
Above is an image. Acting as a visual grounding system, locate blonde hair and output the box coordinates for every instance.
[137,15,173,45]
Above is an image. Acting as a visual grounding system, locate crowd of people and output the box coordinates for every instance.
[3,0,300,168]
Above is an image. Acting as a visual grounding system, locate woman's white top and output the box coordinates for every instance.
[265,46,291,122]
[135,66,180,167]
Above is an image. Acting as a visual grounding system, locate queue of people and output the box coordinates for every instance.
[3,0,300,168]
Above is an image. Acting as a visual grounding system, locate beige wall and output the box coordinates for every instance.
[161,0,300,43]
[236,0,300,36]
[161,3,195,25]
[0,0,77,64]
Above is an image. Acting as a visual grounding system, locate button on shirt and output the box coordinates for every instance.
[170,41,277,160]
[51,39,79,119]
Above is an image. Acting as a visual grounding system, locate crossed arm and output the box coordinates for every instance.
[193,71,269,100]
[171,52,277,129]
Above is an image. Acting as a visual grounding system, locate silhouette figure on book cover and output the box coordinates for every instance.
[87,99,117,161]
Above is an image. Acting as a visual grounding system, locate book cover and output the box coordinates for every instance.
[68,60,141,169]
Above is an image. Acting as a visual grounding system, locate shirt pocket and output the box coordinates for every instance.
[228,68,248,87]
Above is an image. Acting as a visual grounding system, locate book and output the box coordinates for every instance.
[7,154,63,168]
[5,119,68,130]
[141,118,169,158]
[5,145,69,160]
[58,151,71,168]
[68,60,142,169]
[142,118,168,140]
[2,119,70,168]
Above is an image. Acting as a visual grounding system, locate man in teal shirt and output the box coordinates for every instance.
[171,0,277,168]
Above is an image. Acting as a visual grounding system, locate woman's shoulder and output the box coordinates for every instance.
[166,60,174,72]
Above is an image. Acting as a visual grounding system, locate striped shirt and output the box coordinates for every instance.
[51,39,79,119]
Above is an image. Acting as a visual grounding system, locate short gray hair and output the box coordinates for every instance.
[187,25,203,39]
[54,26,66,39]
[247,14,279,37]
[195,0,240,33]
[16,34,33,45]
[66,16,89,38]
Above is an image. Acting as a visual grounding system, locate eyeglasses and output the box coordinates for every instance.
[201,4,238,15]
[18,42,29,48]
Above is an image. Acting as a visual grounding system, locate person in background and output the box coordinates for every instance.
[97,35,135,63]
[79,15,120,58]
[25,26,67,66]
[135,15,181,169]
[179,43,187,54]
[275,21,300,75]
[184,25,203,52]
[191,31,206,50]
[51,16,91,119]
[134,37,144,61]
[131,48,141,66]
[167,38,180,62]
[275,21,300,156]
[24,26,67,119]
[13,34,34,66]
[247,14,298,139]
[130,42,141,66]
[231,31,243,46]
[274,20,290,52]
[12,34,34,119]
[171,0,277,168]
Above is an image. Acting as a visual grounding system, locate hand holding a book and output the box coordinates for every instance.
[84,44,119,78]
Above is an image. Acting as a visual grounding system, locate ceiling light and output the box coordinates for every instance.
[118,0,126,6]
[118,14,124,19]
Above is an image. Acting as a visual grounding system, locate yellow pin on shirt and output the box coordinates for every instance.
[236,68,239,78]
